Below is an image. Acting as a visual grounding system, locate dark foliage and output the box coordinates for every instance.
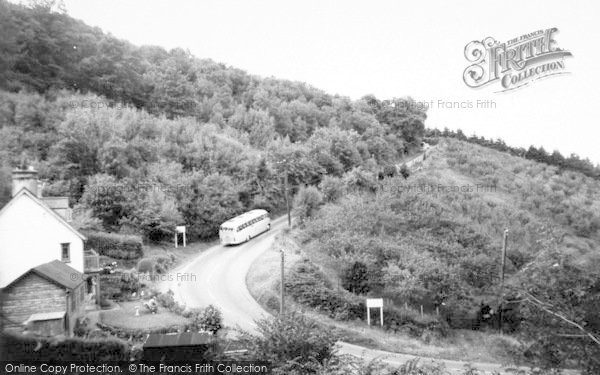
[341,261,370,294]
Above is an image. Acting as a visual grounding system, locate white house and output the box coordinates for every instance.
[0,167,86,288]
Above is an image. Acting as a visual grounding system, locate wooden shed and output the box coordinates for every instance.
[0,260,86,336]
[143,332,215,361]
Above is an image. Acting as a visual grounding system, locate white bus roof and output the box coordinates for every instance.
[221,209,269,227]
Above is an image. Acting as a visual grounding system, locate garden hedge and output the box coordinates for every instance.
[0,332,130,361]
[84,231,144,259]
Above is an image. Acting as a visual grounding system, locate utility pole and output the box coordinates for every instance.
[283,166,291,228]
[280,249,285,316]
[499,229,509,335]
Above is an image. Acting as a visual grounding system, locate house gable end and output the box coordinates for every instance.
[0,189,86,241]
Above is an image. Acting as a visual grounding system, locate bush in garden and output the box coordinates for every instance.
[73,317,91,337]
[152,255,174,274]
[156,290,176,309]
[382,164,398,178]
[119,271,141,295]
[137,258,155,273]
[399,163,410,179]
[99,270,140,301]
[192,305,223,334]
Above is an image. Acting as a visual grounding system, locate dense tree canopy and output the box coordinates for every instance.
[0,1,430,241]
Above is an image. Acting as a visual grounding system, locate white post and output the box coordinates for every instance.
[175,226,186,248]
[380,307,383,326]
[366,307,371,326]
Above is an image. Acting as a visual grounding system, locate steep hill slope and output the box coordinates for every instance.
[293,138,599,369]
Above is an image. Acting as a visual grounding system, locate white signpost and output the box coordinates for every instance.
[175,225,187,248]
[366,298,384,326]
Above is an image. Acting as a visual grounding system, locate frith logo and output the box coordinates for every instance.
[463,28,573,92]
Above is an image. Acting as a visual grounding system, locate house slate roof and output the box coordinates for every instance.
[143,332,214,348]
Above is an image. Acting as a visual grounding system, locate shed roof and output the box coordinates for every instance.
[25,311,65,323]
[31,260,85,289]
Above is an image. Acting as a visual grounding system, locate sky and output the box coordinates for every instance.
[58,0,600,164]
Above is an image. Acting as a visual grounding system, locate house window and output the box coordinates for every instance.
[61,243,70,262]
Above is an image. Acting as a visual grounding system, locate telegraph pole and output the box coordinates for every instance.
[280,249,285,316]
[283,166,291,228]
[499,229,509,335]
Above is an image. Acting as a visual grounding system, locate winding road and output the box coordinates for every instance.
[160,215,577,375]
[160,216,285,334]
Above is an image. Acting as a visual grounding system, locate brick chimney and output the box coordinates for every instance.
[12,166,39,197]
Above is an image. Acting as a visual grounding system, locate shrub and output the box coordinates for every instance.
[85,231,144,259]
[152,255,174,274]
[137,258,155,273]
[285,260,364,320]
[74,317,91,337]
[293,186,323,224]
[382,306,449,338]
[399,163,410,179]
[156,290,176,310]
[318,176,345,203]
[192,305,223,334]
[119,271,141,295]
[100,271,140,301]
[244,313,337,374]
[341,261,370,295]
[382,164,398,178]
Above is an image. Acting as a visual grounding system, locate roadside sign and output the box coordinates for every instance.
[366,298,384,326]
